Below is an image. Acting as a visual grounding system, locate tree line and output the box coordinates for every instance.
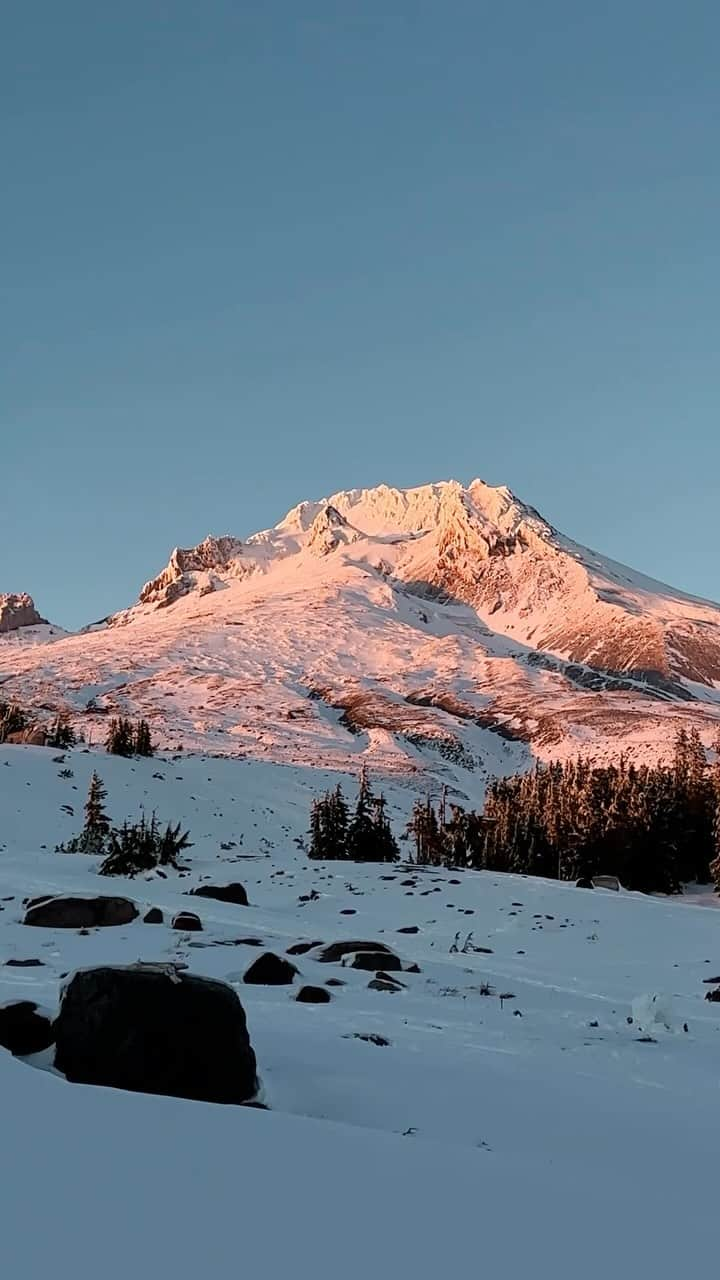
[308,728,720,894]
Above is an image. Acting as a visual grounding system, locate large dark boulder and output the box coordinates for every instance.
[23,896,138,929]
[54,965,257,1104]
[243,953,298,985]
[0,1001,55,1056]
[143,907,164,924]
[575,877,594,890]
[171,911,202,931]
[314,940,395,964]
[296,986,332,1004]
[190,883,248,907]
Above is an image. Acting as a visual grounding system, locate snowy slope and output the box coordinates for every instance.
[2,743,720,1278]
[3,479,720,806]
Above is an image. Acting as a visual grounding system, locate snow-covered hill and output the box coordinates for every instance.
[1,744,719,1278]
[3,478,720,804]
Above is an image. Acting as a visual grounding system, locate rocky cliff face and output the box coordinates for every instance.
[0,594,47,634]
[137,536,245,609]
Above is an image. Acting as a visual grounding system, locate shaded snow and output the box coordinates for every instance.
[1,746,719,1277]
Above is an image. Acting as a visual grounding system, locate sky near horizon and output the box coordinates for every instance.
[3,1,720,629]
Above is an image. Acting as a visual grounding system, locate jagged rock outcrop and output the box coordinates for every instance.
[0,594,46,634]
[307,505,357,557]
[138,536,244,608]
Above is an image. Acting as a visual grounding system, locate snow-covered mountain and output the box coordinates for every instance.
[3,478,720,798]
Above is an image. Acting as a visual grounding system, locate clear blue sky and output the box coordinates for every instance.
[3,1,720,629]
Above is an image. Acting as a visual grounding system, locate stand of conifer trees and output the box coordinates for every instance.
[308,727,720,893]
[309,771,399,862]
[479,727,720,893]
[105,716,155,757]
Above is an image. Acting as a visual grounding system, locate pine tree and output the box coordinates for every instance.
[308,784,350,860]
[134,719,155,757]
[408,796,445,865]
[372,792,400,862]
[308,796,326,859]
[98,813,192,877]
[85,771,110,834]
[58,771,110,854]
[105,716,134,757]
[347,769,377,861]
[326,784,350,858]
[47,712,77,750]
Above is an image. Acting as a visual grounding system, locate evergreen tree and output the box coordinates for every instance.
[134,719,155,757]
[105,716,135,757]
[47,712,77,750]
[308,778,398,862]
[347,769,378,861]
[407,796,445,865]
[371,792,400,863]
[308,784,350,859]
[85,771,110,834]
[98,813,192,877]
[57,770,110,855]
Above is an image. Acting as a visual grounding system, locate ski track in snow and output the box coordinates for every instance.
[1,744,719,1277]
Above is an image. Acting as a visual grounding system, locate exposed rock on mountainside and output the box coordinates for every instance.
[138,535,245,608]
[0,594,47,633]
[2,478,720,788]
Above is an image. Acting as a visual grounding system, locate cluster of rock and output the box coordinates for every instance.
[1,884,418,1107]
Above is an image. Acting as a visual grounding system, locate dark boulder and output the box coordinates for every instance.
[296,986,332,1004]
[368,977,401,993]
[23,896,138,929]
[243,952,298,985]
[54,965,257,1104]
[396,925,419,934]
[143,907,164,924]
[286,940,324,956]
[314,940,394,964]
[5,958,44,967]
[171,911,202,932]
[575,877,594,889]
[190,883,248,907]
[348,951,403,972]
[0,1001,55,1056]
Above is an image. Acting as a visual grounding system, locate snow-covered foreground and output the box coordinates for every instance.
[2,745,720,1276]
